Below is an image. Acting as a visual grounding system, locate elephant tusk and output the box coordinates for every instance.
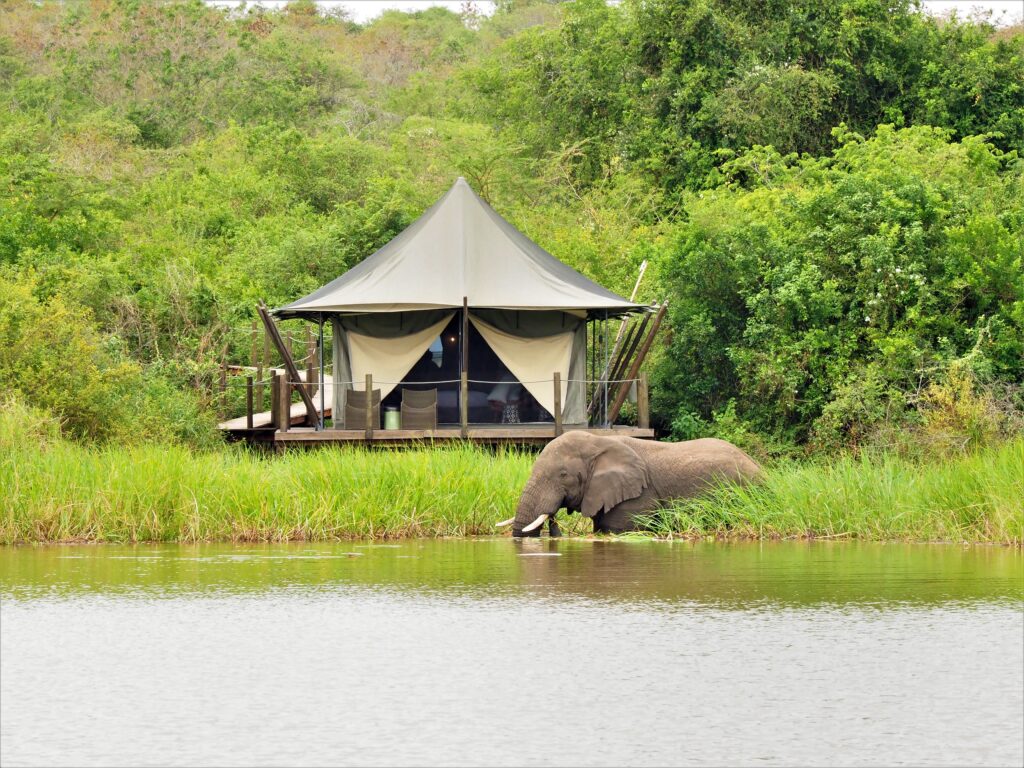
[522,514,549,533]
[495,517,516,527]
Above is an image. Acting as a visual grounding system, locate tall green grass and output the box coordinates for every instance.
[643,440,1024,545]
[1,402,1020,544]
[0,401,534,543]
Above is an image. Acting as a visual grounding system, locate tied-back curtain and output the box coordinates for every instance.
[332,311,453,421]
[469,314,575,420]
[346,313,454,400]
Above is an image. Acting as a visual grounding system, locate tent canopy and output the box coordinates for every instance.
[274,177,640,319]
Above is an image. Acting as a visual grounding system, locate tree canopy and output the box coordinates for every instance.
[0,0,1021,452]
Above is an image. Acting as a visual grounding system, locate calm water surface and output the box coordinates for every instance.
[1,540,1021,767]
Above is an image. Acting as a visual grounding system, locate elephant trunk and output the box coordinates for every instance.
[512,480,563,538]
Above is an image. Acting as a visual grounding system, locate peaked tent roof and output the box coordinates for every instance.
[274,177,639,318]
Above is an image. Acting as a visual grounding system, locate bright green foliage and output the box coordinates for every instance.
[652,126,1024,451]
[0,277,217,444]
[0,0,1020,452]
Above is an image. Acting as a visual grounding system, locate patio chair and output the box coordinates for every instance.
[401,388,437,430]
[344,388,381,430]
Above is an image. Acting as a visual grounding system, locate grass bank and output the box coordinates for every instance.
[645,439,1023,545]
[2,405,1021,544]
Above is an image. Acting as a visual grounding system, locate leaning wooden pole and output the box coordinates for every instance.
[257,300,319,427]
[597,259,647,385]
[606,302,668,425]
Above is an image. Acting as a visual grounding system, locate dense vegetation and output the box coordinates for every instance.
[1,0,1021,458]
[2,400,1019,543]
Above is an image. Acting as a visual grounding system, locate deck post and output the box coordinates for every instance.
[246,376,254,430]
[553,372,562,437]
[365,373,373,441]
[270,373,279,429]
[460,371,468,439]
[638,372,649,429]
[277,371,290,433]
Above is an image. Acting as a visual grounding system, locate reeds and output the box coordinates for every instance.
[2,402,1020,544]
[1,427,533,544]
[642,439,1024,545]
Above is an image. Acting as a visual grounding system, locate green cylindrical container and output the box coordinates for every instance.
[384,407,401,430]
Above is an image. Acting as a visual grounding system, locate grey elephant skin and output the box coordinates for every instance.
[508,432,762,537]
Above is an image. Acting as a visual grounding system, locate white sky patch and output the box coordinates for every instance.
[208,0,1022,27]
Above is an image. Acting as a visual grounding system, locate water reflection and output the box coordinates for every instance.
[1,539,1020,607]
[2,540,1022,767]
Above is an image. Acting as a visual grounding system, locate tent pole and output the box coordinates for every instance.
[598,311,606,428]
[318,313,325,432]
[461,296,469,437]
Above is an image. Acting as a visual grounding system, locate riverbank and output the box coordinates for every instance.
[2,410,1020,544]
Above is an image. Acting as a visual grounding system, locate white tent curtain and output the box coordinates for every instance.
[565,322,587,424]
[346,313,454,400]
[332,312,453,425]
[469,314,574,420]
[331,319,353,422]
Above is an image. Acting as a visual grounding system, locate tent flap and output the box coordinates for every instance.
[345,313,455,402]
[469,314,574,420]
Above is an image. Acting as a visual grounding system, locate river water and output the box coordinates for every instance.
[1,540,1021,767]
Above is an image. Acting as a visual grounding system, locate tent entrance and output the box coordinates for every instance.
[380,316,554,425]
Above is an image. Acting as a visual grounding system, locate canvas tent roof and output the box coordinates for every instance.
[274,177,640,319]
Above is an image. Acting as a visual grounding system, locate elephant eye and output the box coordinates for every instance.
[559,468,568,478]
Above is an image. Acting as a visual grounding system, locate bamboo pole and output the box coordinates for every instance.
[607,303,667,425]
[256,301,318,425]
[597,259,647,384]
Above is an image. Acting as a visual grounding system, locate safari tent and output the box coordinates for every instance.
[223,177,662,446]
[217,178,663,448]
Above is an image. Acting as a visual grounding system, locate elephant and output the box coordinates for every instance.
[496,432,762,537]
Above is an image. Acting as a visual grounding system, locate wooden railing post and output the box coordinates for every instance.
[270,372,280,429]
[246,376,254,430]
[460,371,469,438]
[553,371,562,437]
[638,371,649,429]
[277,371,290,433]
[365,373,374,441]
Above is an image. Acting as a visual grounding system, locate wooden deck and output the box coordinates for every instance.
[217,371,655,449]
[272,423,654,448]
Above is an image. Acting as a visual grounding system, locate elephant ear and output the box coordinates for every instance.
[581,439,649,518]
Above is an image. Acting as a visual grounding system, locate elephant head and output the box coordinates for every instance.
[498,432,650,537]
